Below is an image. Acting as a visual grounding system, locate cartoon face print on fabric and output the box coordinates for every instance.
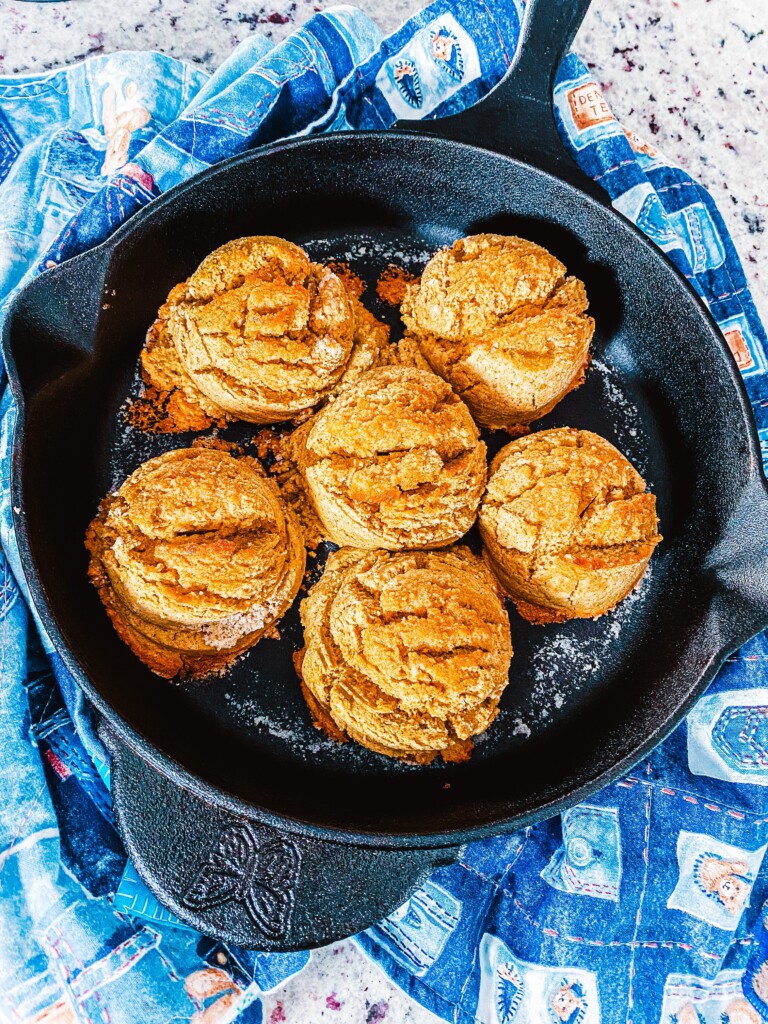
[365,880,462,978]
[660,970,763,1024]
[696,856,751,914]
[666,832,766,930]
[101,80,151,175]
[393,60,422,108]
[723,1000,765,1024]
[429,25,464,81]
[540,803,622,901]
[185,967,244,1024]
[475,933,601,1024]
[549,982,589,1024]
[374,13,481,120]
[688,689,768,786]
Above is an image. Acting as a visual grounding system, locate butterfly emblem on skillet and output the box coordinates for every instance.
[183,823,301,939]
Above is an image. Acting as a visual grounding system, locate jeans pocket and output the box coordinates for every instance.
[540,804,622,902]
[43,907,193,1024]
[688,690,768,787]
[366,878,463,978]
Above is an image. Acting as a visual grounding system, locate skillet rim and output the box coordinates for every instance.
[5,129,768,849]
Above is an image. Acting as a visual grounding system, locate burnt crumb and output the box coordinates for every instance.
[376,264,417,307]
[327,260,366,299]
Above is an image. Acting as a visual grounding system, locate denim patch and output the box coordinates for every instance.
[717,313,768,378]
[375,12,482,119]
[366,880,462,977]
[0,106,20,187]
[613,181,683,252]
[540,804,622,901]
[659,969,755,1024]
[475,933,601,1024]
[553,70,625,152]
[688,690,768,786]
[666,831,767,931]
[666,201,727,274]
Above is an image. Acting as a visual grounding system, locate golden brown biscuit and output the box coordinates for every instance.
[296,366,487,550]
[479,428,661,621]
[164,236,388,424]
[299,546,513,763]
[139,281,231,432]
[140,276,388,432]
[85,448,305,678]
[400,234,595,429]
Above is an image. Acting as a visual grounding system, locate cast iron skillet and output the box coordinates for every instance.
[4,0,768,951]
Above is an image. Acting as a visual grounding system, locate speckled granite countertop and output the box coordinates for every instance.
[0,1,765,1021]
[0,0,765,325]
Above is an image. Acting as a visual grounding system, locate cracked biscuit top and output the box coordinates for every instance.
[297,366,487,550]
[400,234,594,429]
[479,428,661,621]
[85,448,305,677]
[299,546,512,764]
[167,236,360,423]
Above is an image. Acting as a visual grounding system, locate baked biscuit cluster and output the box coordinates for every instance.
[88,233,661,764]
[400,234,595,430]
[141,236,389,429]
[85,448,305,678]
[299,547,511,764]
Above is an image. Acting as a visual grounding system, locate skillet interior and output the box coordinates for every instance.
[7,133,760,841]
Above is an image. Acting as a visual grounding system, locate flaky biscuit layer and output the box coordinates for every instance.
[479,427,661,621]
[299,546,512,763]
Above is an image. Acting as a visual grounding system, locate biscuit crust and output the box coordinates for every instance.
[299,546,513,763]
[140,280,231,431]
[159,236,387,424]
[400,234,594,429]
[296,366,487,550]
[86,448,305,678]
[479,427,661,620]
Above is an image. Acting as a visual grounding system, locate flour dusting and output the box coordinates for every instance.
[591,358,648,473]
[529,569,650,718]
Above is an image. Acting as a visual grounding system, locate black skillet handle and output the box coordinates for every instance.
[2,245,112,407]
[395,0,607,203]
[707,472,768,649]
[101,723,460,951]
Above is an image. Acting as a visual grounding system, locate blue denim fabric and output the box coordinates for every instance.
[1,3,767,1022]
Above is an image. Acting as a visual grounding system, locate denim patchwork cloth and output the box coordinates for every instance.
[1,2,767,1022]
